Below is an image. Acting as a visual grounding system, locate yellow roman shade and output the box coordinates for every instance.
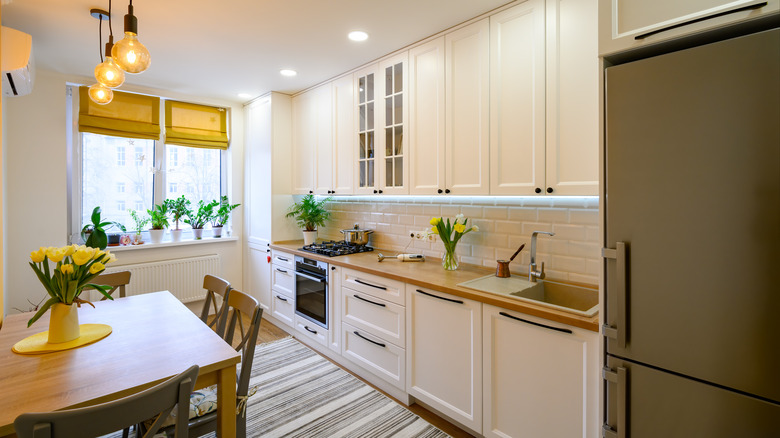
[165,100,229,149]
[78,86,161,140]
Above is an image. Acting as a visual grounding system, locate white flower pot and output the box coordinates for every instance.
[302,230,318,245]
[212,226,223,238]
[193,228,204,240]
[149,229,165,244]
[170,229,183,242]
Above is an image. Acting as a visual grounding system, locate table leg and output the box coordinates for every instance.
[217,364,237,437]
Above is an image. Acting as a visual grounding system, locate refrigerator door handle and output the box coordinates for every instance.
[603,366,628,438]
[602,242,627,348]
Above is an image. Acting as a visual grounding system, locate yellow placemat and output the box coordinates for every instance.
[12,324,112,355]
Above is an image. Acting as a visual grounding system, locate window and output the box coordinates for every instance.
[70,87,229,242]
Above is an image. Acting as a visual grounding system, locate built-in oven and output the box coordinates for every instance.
[293,255,328,330]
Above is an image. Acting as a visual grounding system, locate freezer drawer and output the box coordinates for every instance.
[604,356,780,438]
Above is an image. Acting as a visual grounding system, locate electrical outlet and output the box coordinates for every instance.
[411,231,436,241]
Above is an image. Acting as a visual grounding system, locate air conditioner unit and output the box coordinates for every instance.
[1,26,35,96]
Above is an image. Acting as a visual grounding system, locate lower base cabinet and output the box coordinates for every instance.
[483,304,599,438]
[341,322,406,390]
[270,291,295,326]
[406,286,482,433]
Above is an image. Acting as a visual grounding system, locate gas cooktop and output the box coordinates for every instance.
[300,240,374,257]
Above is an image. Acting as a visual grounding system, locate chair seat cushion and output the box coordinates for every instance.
[190,385,219,418]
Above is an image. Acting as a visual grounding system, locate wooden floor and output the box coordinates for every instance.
[253,317,475,438]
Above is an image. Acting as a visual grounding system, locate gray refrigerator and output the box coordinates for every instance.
[602,25,780,437]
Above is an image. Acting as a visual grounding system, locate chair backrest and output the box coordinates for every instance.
[222,289,263,400]
[93,270,132,300]
[200,275,231,336]
[14,365,199,438]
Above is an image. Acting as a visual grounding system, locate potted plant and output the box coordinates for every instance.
[128,209,149,245]
[185,199,217,240]
[164,196,192,242]
[81,206,126,250]
[210,195,240,238]
[285,194,332,245]
[147,203,170,244]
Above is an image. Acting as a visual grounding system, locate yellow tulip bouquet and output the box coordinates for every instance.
[429,214,479,271]
[27,245,117,327]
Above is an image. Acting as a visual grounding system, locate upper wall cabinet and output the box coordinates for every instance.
[490,0,599,196]
[599,0,779,56]
[331,74,355,195]
[292,83,332,195]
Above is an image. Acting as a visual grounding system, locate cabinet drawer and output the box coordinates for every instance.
[270,291,294,327]
[342,287,405,348]
[271,264,294,296]
[271,250,294,270]
[341,268,405,305]
[295,316,328,347]
[342,322,406,390]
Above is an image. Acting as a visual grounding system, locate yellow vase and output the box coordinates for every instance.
[48,303,80,344]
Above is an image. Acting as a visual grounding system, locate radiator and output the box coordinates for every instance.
[90,254,221,303]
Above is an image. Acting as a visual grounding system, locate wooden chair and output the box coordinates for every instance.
[14,365,199,438]
[93,270,132,300]
[162,289,263,438]
[199,274,231,336]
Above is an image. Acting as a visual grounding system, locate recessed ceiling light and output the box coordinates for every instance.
[348,31,369,42]
[238,93,252,99]
[280,69,297,77]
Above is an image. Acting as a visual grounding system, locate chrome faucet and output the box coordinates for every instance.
[529,231,555,282]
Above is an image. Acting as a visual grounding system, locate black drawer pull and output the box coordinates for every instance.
[416,289,463,304]
[304,326,318,335]
[354,294,386,307]
[354,331,386,348]
[275,295,288,302]
[355,278,387,290]
[499,311,572,334]
[276,256,289,262]
[635,2,768,40]
[275,268,288,274]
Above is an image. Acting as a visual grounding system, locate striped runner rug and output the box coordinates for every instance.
[218,336,449,438]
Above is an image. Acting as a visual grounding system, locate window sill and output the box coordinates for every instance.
[107,236,239,252]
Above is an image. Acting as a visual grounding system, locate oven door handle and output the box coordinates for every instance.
[294,270,326,283]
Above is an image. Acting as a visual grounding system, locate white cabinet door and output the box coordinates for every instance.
[408,37,446,196]
[483,305,599,438]
[377,52,409,195]
[313,84,334,195]
[332,74,354,195]
[270,290,295,327]
[291,91,315,194]
[354,63,380,195]
[446,18,490,196]
[407,286,482,433]
[342,321,406,390]
[545,0,599,196]
[246,241,271,311]
[599,0,779,56]
[342,287,405,348]
[489,0,547,195]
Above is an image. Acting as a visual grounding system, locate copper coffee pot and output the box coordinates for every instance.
[495,243,525,278]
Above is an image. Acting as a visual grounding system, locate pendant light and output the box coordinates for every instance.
[94,35,125,88]
[88,8,121,104]
[112,0,151,74]
[88,83,114,105]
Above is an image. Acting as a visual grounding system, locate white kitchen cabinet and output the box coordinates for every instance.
[490,0,598,196]
[406,285,482,433]
[341,321,406,390]
[328,265,342,353]
[246,242,271,311]
[483,304,599,438]
[341,267,405,306]
[353,63,379,195]
[295,314,328,347]
[331,75,355,195]
[269,249,295,328]
[342,284,405,348]
[599,0,779,56]
[270,289,295,327]
[292,83,333,195]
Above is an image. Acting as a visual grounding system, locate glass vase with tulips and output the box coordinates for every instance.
[429,214,479,271]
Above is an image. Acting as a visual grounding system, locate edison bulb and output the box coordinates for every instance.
[88,83,113,104]
[112,33,151,73]
[94,56,125,88]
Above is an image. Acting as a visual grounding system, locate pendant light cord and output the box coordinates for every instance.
[108,0,114,39]
[98,15,104,63]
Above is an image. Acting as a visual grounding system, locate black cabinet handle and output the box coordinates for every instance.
[275,268,287,273]
[309,190,313,194]
[546,187,553,194]
[304,326,318,335]
[355,278,387,290]
[445,189,451,194]
[416,289,463,304]
[275,295,288,302]
[499,311,573,334]
[354,331,386,348]
[437,189,443,194]
[277,257,289,262]
[635,2,767,40]
[535,187,542,194]
[354,294,386,307]
[331,266,336,270]
[379,190,383,194]
[373,189,378,194]
[331,190,335,194]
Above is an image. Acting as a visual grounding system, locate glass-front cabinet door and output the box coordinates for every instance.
[354,64,377,194]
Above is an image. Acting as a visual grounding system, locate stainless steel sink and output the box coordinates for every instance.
[457,275,598,317]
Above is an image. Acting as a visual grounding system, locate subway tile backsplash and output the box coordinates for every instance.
[319,196,600,285]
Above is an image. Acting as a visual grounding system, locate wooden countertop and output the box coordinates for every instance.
[271,241,599,332]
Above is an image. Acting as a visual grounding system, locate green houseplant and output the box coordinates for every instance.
[147,203,170,244]
[285,194,332,245]
[164,196,192,242]
[185,199,217,240]
[81,206,126,250]
[128,209,150,244]
[210,195,240,238]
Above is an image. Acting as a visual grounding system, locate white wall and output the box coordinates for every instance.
[2,69,245,314]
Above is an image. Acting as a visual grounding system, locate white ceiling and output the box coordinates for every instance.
[2,0,512,104]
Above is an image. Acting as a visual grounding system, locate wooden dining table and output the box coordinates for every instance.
[0,291,240,437]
